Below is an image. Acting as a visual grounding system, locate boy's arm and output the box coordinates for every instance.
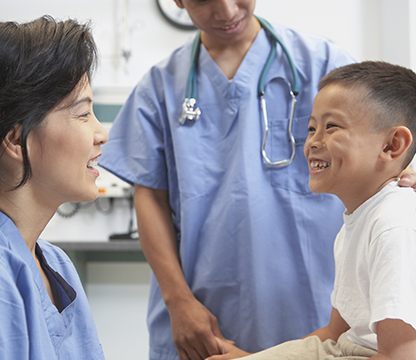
[305,307,350,342]
[370,319,416,359]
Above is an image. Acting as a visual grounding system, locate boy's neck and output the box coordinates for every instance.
[342,175,400,215]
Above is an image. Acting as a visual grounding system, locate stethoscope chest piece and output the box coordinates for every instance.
[180,98,201,125]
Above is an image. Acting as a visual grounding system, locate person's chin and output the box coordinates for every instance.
[75,186,99,204]
[308,181,326,194]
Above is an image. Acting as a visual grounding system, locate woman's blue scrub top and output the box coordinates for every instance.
[99,23,355,359]
[0,212,104,359]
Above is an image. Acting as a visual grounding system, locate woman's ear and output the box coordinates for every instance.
[380,126,413,162]
[1,125,23,162]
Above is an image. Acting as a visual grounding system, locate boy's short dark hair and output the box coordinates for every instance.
[0,15,97,189]
[320,61,416,168]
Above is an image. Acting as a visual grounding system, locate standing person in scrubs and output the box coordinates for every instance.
[0,16,107,359]
[99,1,414,359]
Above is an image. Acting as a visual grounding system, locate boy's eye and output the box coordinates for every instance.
[308,126,316,132]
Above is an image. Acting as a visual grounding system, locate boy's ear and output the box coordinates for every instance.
[380,126,413,162]
[1,125,23,162]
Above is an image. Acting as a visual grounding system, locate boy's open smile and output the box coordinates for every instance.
[309,159,330,172]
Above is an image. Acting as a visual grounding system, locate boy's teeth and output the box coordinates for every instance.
[311,161,330,170]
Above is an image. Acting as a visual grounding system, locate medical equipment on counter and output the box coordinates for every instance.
[179,16,299,168]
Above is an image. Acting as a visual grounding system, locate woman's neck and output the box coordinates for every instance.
[0,186,55,255]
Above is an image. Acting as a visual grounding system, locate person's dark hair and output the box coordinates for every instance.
[0,15,97,189]
[319,61,416,168]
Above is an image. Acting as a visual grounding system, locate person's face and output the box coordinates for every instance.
[27,77,108,207]
[304,84,387,209]
[175,0,256,46]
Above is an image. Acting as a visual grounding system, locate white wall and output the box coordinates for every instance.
[4,0,413,104]
[2,1,414,359]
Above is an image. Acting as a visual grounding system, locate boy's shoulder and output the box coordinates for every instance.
[371,184,416,234]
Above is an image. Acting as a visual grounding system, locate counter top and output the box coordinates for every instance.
[50,240,142,252]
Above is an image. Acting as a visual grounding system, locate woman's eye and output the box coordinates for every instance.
[326,123,338,129]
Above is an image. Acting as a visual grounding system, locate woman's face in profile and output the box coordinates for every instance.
[27,77,108,208]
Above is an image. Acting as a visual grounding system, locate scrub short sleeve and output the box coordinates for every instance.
[325,42,356,74]
[99,74,169,190]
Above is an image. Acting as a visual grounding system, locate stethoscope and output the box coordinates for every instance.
[180,16,299,168]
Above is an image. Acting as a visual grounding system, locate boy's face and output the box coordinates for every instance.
[174,0,256,46]
[304,84,388,205]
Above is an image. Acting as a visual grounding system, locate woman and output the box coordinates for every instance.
[0,16,107,359]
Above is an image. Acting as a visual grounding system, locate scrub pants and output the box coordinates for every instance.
[237,333,377,360]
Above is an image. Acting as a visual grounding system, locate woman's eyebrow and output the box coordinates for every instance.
[71,97,92,108]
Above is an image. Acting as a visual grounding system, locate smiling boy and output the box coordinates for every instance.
[208,61,416,359]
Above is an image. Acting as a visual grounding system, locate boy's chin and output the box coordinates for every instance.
[308,183,327,195]
[309,184,339,201]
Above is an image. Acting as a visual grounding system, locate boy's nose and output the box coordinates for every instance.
[306,134,323,150]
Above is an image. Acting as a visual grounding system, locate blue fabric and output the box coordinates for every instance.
[100,23,355,359]
[0,212,104,360]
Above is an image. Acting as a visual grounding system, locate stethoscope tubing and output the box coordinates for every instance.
[256,16,299,96]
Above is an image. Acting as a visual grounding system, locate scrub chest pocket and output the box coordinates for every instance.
[267,115,311,194]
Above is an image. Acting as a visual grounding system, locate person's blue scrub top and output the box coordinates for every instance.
[0,212,104,359]
[100,23,355,359]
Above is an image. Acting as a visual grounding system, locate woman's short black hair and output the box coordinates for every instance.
[0,15,97,189]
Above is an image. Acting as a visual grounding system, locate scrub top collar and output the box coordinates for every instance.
[36,244,76,312]
[198,28,271,99]
[198,26,305,101]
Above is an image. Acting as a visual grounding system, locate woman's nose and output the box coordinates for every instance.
[93,114,108,145]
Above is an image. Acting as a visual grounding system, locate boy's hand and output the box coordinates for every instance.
[205,337,251,360]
